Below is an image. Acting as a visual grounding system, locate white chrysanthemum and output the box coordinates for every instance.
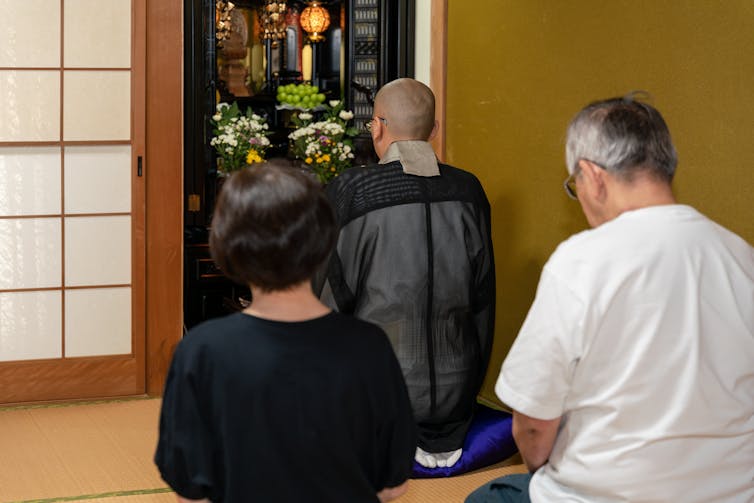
[298,112,313,121]
[329,100,340,107]
[317,121,344,135]
[339,110,354,121]
[305,143,321,156]
[289,125,317,140]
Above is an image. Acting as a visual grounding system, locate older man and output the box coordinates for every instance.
[467,94,754,502]
[316,78,496,469]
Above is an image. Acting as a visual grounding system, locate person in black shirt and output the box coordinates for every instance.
[155,161,416,502]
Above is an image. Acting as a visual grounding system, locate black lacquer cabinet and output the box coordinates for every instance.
[183,0,414,329]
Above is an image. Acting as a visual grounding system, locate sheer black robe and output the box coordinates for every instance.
[316,160,496,452]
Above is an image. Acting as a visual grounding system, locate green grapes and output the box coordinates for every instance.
[276,83,326,110]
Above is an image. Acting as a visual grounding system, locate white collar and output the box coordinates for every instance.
[379,141,440,177]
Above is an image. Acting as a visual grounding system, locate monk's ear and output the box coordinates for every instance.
[427,120,439,141]
[373,118,386,141]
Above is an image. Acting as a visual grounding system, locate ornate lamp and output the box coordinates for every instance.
[300,1,330,43]
[260,1,288,42]
[299,2,330,86]
[215,1,235,48]
[258,1,287,89]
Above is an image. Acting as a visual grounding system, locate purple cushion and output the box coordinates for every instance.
[411,405,517,478]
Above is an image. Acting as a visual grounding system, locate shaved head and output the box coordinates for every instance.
[374,78,436,140]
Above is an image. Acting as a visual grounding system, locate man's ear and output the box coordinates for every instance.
[371,118,387,159]
[579,160,608,203]
[427,119,439,141]
[372,117,386,141]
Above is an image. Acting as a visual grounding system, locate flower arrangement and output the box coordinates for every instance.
[210,102,271,175]
[288,100,359,184]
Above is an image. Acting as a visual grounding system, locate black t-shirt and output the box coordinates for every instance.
[155,311,416,503]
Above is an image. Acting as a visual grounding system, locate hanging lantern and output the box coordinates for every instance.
[300,1,330,43]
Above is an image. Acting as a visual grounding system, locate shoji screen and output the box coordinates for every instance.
[0,0,145,402]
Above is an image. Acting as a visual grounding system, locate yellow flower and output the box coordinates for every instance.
[305,157,313,164]
[246,149,263,164]
[323,154,331,162]
[316,157,324,163]
[330,166,336,172]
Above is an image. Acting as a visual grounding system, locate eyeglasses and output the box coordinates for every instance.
[563,160,608,200]
[364,116,387,132]
[563,169,579,200]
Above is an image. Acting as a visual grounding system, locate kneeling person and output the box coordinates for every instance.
[155,161,417,502]
[317,79,496,469]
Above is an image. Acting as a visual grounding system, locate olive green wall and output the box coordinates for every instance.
[446,1,754,406]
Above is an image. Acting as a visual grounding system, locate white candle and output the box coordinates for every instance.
[340,37,344,90]
[302,44,312,82]
[250,44,263,87]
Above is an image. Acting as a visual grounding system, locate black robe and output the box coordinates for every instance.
[316,160,496,452]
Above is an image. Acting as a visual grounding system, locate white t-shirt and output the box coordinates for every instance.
[497,205,754,503]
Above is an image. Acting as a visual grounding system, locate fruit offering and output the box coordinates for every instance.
[276,83,326,110]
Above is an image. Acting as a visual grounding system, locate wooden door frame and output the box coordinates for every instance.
[429,0,447,161]
[145,0,184,395]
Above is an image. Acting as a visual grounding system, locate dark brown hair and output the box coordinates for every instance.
[210,160,337,291]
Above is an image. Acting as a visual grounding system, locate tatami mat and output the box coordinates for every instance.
[0,399,166,503]
[0,398,524,502]
[402,459,527,503]
[82,492,176,503]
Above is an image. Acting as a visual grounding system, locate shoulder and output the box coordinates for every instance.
[689,207,754,254]
[430,163,490,205]
[438,163,484,185]
[325,162,399,195]
[321,312,397,359]
[174,313,247,357]
[543,205,730,282]
[540,225,613,290]
[324,162,416,223]
[323,311,388,342]
[183,312,244,339]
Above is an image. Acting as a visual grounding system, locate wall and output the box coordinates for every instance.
[446,1,754,405]
[414,0,431,85]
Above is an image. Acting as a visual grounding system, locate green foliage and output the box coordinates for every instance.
[288,100,357,184]
[210,102,271,174]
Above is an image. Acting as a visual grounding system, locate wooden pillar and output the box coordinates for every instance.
[145,0,184,395]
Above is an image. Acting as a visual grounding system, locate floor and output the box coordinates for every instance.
[0,398,525,502]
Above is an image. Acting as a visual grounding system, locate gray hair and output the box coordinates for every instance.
[565,92,678,182]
